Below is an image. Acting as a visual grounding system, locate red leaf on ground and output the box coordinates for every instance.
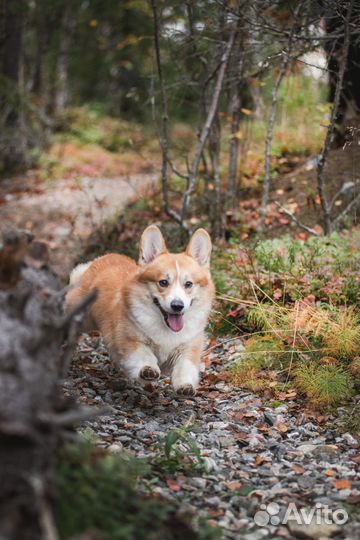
[333,479,352,490]
[166,479,182,492]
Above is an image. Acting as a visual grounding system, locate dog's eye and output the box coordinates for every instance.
[159,279,169,288]
[184,281,193,289]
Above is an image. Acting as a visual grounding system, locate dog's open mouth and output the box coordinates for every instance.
[153,298,184,332]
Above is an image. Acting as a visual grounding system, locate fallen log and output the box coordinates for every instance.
[0,229,95,540]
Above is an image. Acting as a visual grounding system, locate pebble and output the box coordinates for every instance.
[287,516,341,539]
[66,335,360,540]
[108,443,124,454]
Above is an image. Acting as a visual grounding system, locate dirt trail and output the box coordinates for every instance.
[0,173,157,280]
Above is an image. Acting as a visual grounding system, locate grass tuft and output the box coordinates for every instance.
[294,363,353,407]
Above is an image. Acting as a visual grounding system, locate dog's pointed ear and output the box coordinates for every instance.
[186,228,212,267]
[139,225,167,265]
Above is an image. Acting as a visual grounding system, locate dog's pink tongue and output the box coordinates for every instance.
[167,314,184,332]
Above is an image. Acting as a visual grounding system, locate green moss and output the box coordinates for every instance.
[56,106,146,152]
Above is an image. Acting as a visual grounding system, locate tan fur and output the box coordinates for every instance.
[65,227,214,394]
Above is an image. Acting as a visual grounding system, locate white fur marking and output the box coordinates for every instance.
[165,282,190,311]
[171,358,200,391]
[123,345,160,379]
[69,262,91,285]
[175,260,180,279]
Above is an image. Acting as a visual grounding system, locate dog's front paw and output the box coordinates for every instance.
[140,366,160,381]
[176,384,196,397]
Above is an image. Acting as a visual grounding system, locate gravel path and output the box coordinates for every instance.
[66,334,360,540]
[0,173,156,279]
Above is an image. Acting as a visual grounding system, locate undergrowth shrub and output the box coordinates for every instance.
[229,302,358,407]
[56,441,218,540]
[57,106,145,151]
[153,425,208,474]
[213,232,359,317]
[217,232,360,408]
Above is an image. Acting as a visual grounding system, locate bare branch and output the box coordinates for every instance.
[274,202,320,237]
[60,288,97,327]
[180,23,237,227]
[37,406,111,427]
[329,181,355,210]
[333,193,360,227]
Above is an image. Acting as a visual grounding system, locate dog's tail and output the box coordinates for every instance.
[69,262,91,286]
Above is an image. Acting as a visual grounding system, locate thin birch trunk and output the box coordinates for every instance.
[150,0,182,225]
[259,4,301,232]
[53,2,75,116]
[227,36,244,208]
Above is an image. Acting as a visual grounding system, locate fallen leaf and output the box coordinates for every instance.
[325,470,335,477]
[226,481,242,491]
[276,423,288,433]
[166,479,181,492]
[234,432,249,445]
[208,509,225,518]
[333,479,352,490]
[292,464,305,474]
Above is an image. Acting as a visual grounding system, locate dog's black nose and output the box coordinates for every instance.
[170,300,184,313]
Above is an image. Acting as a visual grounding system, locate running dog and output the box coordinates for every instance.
[65,225,214,395]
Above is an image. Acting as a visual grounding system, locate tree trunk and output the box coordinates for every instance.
[227,62,245,207]
[54,4,74,116]
[227,25,245,209]
[31,4,48,97]
[48,1,75,117]
[320,0,360,145]
[0,0,26,171]
[0,230,95,540]
[1,0,23,83]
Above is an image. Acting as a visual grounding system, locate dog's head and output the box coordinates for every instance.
[134,225,214,333]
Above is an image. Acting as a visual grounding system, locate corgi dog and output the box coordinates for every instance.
[65,226,214,395]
